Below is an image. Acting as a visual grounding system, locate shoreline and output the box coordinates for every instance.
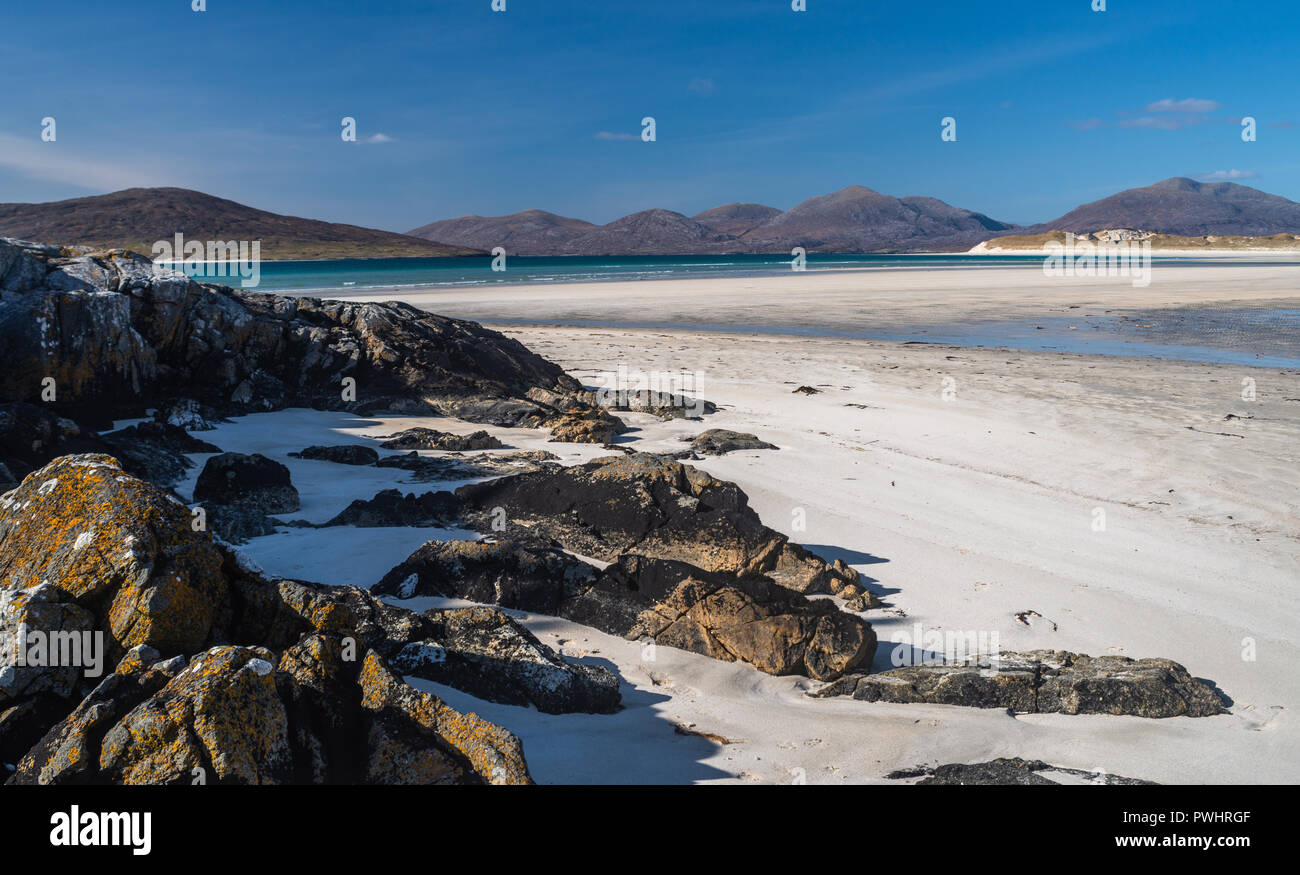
[321,263,1300,369]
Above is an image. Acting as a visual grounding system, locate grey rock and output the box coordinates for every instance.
[812,650,1227,718]
[688,429,778,455]
[288,444,379,466]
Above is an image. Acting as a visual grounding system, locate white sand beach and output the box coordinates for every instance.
[213,264,1300,784]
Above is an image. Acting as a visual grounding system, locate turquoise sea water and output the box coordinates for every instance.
[184,252,1296,293]
[191,253,1044,291]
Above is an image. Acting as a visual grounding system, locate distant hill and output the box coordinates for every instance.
[692,202,782,237]
[737,186,1015,253]
[0,188,482,260]
[407,186,1017,255]
[407,209,597,256]
[1020,178,1300,237]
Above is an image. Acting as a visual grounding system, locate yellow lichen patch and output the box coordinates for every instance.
[0,454,227,654]
[358,652,531,785]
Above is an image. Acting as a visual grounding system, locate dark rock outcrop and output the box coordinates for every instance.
[319,489,460,528]
[379,428,504,451]
[374,540,876,681]
[0,238,618,441]
[455,454,865,597]
[100,421,221,487]
[888,758,1158,786]
[392,607,621,714]
[289,444,380,466]
[194,452,299,514]
[0,402,219,491]
[811,650,1227,718]
[375,449,560,483]
[0,402,121,491]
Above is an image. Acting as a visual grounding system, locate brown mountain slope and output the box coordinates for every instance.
[740,186,1015,252]
[407,209,597,256]
[0,188,482,260]
[1019,177,1300,237]
[692,203,782,237]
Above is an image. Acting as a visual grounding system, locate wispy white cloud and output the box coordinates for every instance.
[1076,97,1224,132]
[360,132,395,144]
[687,77,716,96]
[1145,97,1220,113]
[1193,169,1258,181]
[0,133,177,190]
[1118,115,1206,130]
[594,131,637,141]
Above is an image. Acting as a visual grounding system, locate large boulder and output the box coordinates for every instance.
[0,454,228,657]
[811,650,1227,718]
[288,444,380,466]
[379,428,503,451]
[455,454,865,597]
[688,429,778,455]
[194,452,299,514]
[888,758,1157,785]
[375,540,876,681]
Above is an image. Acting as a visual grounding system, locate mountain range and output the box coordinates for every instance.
[409,178,1300,255]
[409,185,1017,255]
[4,178,1299,259]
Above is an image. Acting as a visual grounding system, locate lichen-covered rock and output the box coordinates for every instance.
[288,444,379,466]
[379,428,503,451]
[811,650,1227,718]
[394,607,621,714]
[0,454,227,655]
[9,646,184,785]
[97,645,292,785]
[193,452,299,514]
[358,650,531,785]
[0,583,99,705]
[688,429,778,455]
[376,541,876,681]
[547,410,625,444]
[455,454,861,596]
[628,574,875,681]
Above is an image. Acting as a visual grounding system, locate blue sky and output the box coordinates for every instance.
[1,0,1296,230]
